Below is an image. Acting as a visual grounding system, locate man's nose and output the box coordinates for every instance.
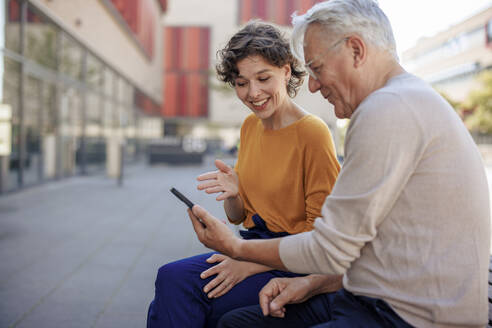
[308,75,321,93]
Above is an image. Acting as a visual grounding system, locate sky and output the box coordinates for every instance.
[377,0,492,55]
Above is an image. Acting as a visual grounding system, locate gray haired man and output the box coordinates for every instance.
[188,0,491,327]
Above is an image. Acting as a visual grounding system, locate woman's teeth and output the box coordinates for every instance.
[252,99,268,106]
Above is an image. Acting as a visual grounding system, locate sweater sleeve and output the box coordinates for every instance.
[279,93,426,274]
[300,117,340,229]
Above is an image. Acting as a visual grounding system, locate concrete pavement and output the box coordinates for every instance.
[0,157,234,328]
[1,159,492,328]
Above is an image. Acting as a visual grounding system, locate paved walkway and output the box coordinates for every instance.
[1,159,492,328]
[0,157,235,328]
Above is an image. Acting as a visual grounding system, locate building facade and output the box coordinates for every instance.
[0,0,166,193]
[0,0,344,194]
[402,5,492,102]
[160,0,341,152]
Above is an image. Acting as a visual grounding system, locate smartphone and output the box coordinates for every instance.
[170,187,195,209]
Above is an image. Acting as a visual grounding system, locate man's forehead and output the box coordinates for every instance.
[303,24,324,62]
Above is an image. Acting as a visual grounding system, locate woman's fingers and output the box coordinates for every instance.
[207,279,232,298]
[212,282,234,298]
[205,186,224,194]
[197,180,220,190]
[215,159,233,174]
[197,171,219,181]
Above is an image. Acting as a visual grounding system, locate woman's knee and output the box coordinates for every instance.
[155,262,184,289]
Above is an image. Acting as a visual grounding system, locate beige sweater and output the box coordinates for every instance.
[279,73,490,327]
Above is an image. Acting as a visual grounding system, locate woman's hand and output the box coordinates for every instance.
[197,159,239,201]
[200,254,251,298]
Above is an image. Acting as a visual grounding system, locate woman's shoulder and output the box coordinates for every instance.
[296,114,332,139]
[241,113,261,130]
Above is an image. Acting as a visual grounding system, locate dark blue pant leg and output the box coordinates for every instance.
[147,252,217,328]
[217,293,335,328]
[147,252,302,328]
[218,289,414,328]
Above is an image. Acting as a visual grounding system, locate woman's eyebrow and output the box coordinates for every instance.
[236,69,272,79]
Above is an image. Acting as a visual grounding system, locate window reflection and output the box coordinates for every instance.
[3,57,20,191]
[6,0,21,53]
[25,4,59,70]
[61,34,83,81]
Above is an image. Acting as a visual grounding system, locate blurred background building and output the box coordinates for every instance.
[402,5,492,102]
[0,0,166,193]
[402,4,492,159]
[0,0,343,194]
[1,0,491,195]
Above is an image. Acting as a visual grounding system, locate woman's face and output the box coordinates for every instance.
[234,55,291,121]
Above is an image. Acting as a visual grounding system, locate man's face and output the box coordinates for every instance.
[303,23,357,119]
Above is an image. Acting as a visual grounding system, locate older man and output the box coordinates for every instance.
[188,0,491,327]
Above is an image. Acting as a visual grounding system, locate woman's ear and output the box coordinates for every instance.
[283,64,292,83]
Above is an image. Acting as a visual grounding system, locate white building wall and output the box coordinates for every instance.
[31,0,163,103]
[163,0,340,151]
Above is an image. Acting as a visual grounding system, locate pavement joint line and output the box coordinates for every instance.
[7,189,165,328]
[0,188,140,288]
[90,206,168,328]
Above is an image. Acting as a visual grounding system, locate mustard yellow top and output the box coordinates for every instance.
[233,113,340,234]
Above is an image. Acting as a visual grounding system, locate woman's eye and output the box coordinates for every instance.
[236,82,246,87]
[258,76,270,82]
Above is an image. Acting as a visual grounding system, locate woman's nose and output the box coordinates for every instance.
[247,82,261,99]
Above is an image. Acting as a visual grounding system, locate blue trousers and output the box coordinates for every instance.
[217,288,414,328]
[147,214,302,328]
[146,252,302,328]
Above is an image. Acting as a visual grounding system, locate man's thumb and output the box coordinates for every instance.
[192,205,211,225]
[270,292,290,312]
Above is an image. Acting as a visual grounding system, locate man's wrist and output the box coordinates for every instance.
[230,237,245,260]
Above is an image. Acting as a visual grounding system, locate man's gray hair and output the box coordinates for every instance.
[291,0,398,62]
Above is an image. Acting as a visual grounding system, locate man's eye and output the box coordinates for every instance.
[312,65,322,73]
[236,82,246,87]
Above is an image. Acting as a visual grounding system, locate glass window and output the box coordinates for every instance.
[25,3,59,70]
[23,76,42,186]
[86,54,103,89]
[2,57,21,190]
[86,92,101,138]
[5,0,21,53]
[61,33,83,80]
[103,68,113,97]
[102,100,114,137]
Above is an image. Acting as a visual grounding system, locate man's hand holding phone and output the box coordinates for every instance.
[187,204,241,258]
[170,187,237,253]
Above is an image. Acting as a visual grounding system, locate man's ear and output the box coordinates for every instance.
[348,36,366,68]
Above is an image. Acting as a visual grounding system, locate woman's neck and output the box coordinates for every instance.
[261,100,307,130]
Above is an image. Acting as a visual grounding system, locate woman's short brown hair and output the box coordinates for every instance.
[216,21,306,98]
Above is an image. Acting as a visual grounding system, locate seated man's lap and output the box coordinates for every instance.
[217,289,413,328]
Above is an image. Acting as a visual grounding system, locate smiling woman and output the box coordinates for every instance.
[146,21,341,328]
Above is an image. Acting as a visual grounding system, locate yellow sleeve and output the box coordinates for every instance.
[301,117,340,230]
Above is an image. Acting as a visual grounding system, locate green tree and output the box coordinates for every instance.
[463,70,492,134]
